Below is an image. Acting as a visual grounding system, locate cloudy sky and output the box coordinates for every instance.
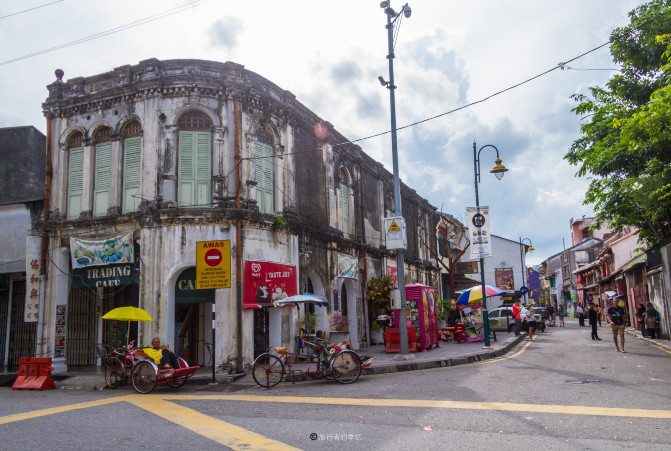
[0,0,649,265]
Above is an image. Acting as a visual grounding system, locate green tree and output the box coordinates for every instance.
[566,0,671,246]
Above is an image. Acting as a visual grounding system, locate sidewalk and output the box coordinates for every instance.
[625,328,671,352]
[2,331,527,390]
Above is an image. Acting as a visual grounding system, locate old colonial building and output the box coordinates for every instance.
[38,59,439,370]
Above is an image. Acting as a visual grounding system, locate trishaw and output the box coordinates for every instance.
[97,341,200,394]
[99,306,199,394]
[251,294,364,389]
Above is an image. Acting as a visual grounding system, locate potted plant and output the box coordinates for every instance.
[328,313,350,344]
[297,312,322,336]
[366,275,394,344]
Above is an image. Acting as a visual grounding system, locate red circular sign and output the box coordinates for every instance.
[204,249,222,267]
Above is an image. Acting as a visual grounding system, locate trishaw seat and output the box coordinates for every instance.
[273,347,288,354]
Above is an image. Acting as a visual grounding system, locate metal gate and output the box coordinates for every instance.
[8,280,36,367]
[0,282,8,366]
[66,288,97,366]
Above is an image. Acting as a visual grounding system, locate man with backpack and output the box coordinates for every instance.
[607,300,627,353]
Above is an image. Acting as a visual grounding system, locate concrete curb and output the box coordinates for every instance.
[16,335,528,390]
[362,334,526,376]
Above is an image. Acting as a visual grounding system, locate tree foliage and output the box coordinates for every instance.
[566,0,671,246]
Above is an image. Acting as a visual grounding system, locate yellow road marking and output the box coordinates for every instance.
[474,338,532,365]
[650,344,671,355]
[0,395,129,425]
[125,395,299,451]
[162,394,671,419]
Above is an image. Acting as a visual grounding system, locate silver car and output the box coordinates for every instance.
[488,306,543,332]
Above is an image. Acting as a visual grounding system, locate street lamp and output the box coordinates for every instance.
[519,238,534,304]
[381,1,412,357]
[473,141,509,348]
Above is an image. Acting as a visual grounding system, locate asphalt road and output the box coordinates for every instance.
[1,320,670,450]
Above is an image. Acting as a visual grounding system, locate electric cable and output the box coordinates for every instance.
[0,0,204,66]
[0,0,63,20]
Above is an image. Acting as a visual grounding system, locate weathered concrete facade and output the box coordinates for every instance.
[38,59,440,370]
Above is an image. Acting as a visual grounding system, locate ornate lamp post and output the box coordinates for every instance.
[519,238,535,304]
[473,141,509,348]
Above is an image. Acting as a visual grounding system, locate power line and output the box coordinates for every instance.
[0,0,204,66]
[336,8,671,148]
[0,0,63,20]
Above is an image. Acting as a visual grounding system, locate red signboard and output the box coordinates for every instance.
[243,261,297,309]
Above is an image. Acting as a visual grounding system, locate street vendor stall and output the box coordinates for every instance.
[456,285,504,342]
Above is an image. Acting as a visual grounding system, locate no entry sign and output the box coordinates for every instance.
[196,240,231,289]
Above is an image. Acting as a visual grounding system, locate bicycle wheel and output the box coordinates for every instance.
[167,376,188,388]
[131,361,158,394]
[105,357,124,388]
[330,351,361,384]
[252,353,284,388]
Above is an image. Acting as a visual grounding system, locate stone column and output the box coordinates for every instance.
[160,125,178,207]
[108,135,123,215]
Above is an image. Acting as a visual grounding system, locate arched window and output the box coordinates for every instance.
[178,111,212,207]
[122,121,142,213]
[93,127,113,217]
[338,168,349,238]
[67,132,84,219]
[253,125,274,214]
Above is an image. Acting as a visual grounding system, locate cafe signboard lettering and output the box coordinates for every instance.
[71,263,139,289]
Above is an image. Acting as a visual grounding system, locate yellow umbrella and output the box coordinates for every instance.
[102,306,154,346]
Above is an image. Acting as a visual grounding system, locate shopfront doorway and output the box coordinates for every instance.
[175,267,215,366]
[0,277,36,368]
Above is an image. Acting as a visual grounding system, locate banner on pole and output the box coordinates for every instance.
[467,206,492,259]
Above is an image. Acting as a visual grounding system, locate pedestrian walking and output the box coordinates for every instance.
[558,304,565,327]
[588,302,601,340]
[526,306,536,341]
[576,303,585,327]
[607,300,627,353]
[644,302,658,339]
[636,303,647,337]
[596,304,602,326]
[547,303,556,326]
[513,299,522,336]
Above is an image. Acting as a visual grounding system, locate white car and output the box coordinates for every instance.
[488,306,544,332]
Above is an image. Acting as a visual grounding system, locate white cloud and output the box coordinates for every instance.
[0,0,648,267]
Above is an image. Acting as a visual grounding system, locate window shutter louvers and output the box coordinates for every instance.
[67,147,84,219]
[93,142,112,217]
[178,130,211,207]
[254,142,273,214]
[123,136,141,213]
[339,182,349,237]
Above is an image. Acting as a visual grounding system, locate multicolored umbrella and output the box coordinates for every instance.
[456,285,506,306]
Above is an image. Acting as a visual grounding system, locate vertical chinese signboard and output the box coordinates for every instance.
[24,235,41,322]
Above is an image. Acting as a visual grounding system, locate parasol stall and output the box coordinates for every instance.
[101,306,154,346]
[456,285,505,342]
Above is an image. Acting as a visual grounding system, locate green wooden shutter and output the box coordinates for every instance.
[178,131,210,207]
[67,147,84,219]
[254,142,273,214]
[93,142,112,217]
[195,131,211,207]
[122,137,141,213]
[178,131,195,206]
[339,182,349,237]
